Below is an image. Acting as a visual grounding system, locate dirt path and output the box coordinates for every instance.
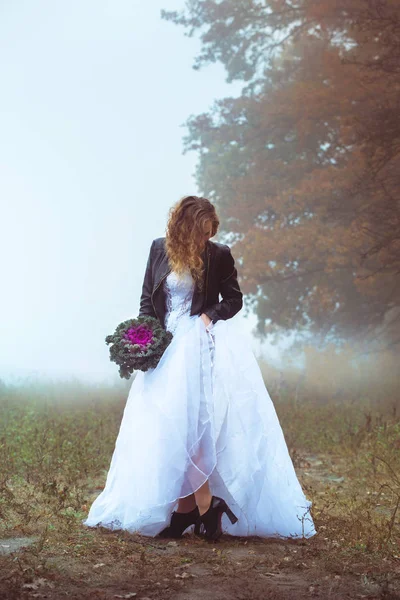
[4,533,397,600]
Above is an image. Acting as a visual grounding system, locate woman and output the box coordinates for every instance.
[83,196,317,542]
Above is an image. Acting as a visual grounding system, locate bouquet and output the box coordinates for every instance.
[105,315,173,379]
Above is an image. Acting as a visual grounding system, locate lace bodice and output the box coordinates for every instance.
[163,268,196,334]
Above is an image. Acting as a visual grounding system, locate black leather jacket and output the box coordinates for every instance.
[138,237,243,330]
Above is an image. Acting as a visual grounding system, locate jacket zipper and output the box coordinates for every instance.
[151,269,171,319]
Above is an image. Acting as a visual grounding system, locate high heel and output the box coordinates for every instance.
[157,505,200,538]
[196,495,238,541]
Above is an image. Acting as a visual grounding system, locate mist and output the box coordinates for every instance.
[0,0,264,384]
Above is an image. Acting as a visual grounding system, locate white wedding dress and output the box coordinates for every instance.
[82,268,317,539]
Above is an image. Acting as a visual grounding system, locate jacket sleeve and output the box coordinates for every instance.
[138,239,157,319]
[204,245,243,323]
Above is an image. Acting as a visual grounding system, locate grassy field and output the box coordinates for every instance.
[0,370,399,599]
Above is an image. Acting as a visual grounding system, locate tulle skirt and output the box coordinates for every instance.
[82,313,317,539]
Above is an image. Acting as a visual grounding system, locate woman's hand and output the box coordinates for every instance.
[201,313,212,328]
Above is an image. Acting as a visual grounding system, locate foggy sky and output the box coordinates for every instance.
[0,0,280,385]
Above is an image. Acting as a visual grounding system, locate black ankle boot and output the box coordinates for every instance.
[157,506,201,538]
[196,495,238,541]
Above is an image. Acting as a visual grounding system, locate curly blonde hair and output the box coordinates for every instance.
[165,196,220,292]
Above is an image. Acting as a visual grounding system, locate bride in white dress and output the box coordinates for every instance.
[82,196,317,541]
